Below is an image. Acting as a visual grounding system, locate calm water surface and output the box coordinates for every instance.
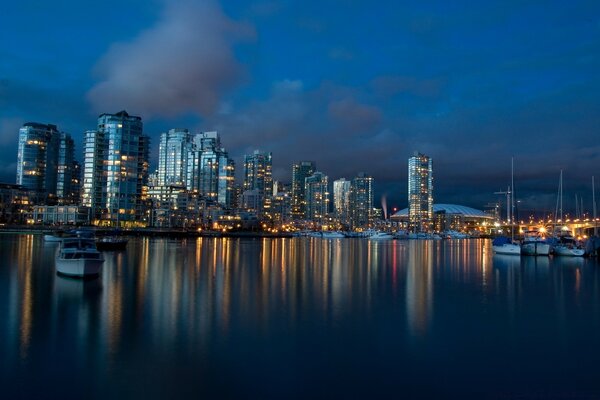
[1,234,599,399]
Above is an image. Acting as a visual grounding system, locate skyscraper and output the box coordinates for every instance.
[243,150,273,215]
[16,122,76,204]
[186,131,235,209]
[305,171,329,224]
[291,161,315,219]
[333,178,351,226]
[157,128,193,187]
[81,111,149,226]
[349,172,374,230]
[408,152,433,231]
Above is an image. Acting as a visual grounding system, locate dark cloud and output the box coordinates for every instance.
[87,0,254,119]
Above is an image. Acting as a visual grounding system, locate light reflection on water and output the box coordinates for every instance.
[1,235,600,398]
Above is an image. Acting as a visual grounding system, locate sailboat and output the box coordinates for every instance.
[493,158,521,255]
[552,171,584,256]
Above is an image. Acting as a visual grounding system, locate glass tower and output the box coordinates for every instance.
[408,152,433,231]
[81,111,149,226]
[291,161,316,219]
[349,172,374,230]
[157,128,192,187]
[333,178,351,226]
[16,122,76,204]
[243,150,273,215]
[305,171,329,224]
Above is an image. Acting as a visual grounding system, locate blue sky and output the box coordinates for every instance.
[1,0,599,215]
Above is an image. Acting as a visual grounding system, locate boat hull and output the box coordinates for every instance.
[493,244,521,255]
[56,258,103,277]
[521,242,550,256]
[553,245,585,257]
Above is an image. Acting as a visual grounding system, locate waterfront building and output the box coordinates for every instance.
[333,178,351,227]
[81,111,149,227]
[56,132,77,204]
[391,204,494,233]
[408,152,433,232]
[291,161,316,219]
[186,131,235,209]
[147,184,202,228]
[270,182,292,225]
[32,205,90,225]
[243,150,273,215]
[305,171,329,224]
[16,122,77,204]
[0,183,33,224]
[157,128,193,187]
[349,172,374,230]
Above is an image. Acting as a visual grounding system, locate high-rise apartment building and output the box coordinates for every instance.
[157,128,193,187]
[349,172,374,230]
[291,161,315,219]
[333,178,351,226]
[243,150,273,215]
[16,122,77,204]
[81,111,149,226]
[305,171,329,224]
[408,152,433,231]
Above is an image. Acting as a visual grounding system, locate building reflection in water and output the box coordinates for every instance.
[406,240,433,337]
[2,235,600,398]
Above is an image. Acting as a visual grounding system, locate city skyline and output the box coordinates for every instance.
[1,1,599,213]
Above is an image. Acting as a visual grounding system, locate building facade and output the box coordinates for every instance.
[408,152,433,231]
[157,128,193,187]
[305,171,329,224]
[15,122,79,204]
[291,161,316,220]
[81,111,149,226]
[243,150,273,215]
[333,178,351,227]
[349,172,374,230]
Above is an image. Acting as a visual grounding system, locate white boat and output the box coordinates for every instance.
[553,234,584,257]
[444,230,470,239]
[320,231,346,239]
[492,237,521,255]
[408,232,429,239]
[393,230,409,240]
[521,230,550,256]
[44,234,62,242]
[368,231,394,240]
[55,237,104,277]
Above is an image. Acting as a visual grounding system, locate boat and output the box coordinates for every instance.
[521,230,550,256]
[44,233,63,242]
[408,232,429,239]
[443,230,470,239]
[393,230,409,240]
[492,236,521,255]
[320,231,346,239]
[55,237,104,277]
[96,236,128,251]
[552,232,584,257]
[368,231,394,240]
[493,158,521,256]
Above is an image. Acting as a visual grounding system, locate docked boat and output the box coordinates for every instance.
[444,230,470,239]
[408,232,429,239]
[320,231,346,239]
[44,234,63,242]
[55,237,104,277]
[393,230,409,240]
[492,236,521,255]
[368,231,394,240]
[96,236,128,251]
[553,233,584,257]
[521,230,550,256]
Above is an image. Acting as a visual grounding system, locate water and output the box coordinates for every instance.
[1,234,599,399]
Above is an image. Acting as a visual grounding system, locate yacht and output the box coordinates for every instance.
[444,230,470,239]
[55,237,104,277]
[521,230,550,256]
[393,230,409,240]
[320,231,346,239]
[492,236,521,255]
[553,232,584,257]
[368,231,394,240]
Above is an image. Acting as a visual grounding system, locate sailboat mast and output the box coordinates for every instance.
[511,158,515,240]
[593,176,597,236]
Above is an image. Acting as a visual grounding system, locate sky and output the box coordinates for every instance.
[1,0,599,216]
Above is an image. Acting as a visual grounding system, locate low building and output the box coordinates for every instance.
[0,183,33,224]
[32,205,90,225]
[391,203,494,233]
